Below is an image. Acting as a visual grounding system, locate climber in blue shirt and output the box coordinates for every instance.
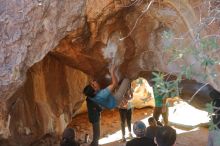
[83,65,130,109]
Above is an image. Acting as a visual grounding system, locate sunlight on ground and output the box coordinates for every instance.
[99,123,135,145]
[169,101,210,128]
[99,101,210,145]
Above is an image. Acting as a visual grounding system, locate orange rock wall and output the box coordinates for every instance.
[6,55,88,145]
[0,0,219,145]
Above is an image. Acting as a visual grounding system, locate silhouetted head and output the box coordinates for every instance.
[155,126,176,146]
[148,117,157,127]
[83,80,101,97]
[83,84,96,97]
[133,121,147,137]
[60,128,79,146]
[209,88,220,100]
[62,128,75,140]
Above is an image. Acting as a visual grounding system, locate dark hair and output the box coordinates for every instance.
[156,126,176,146]
[60,128,79,146]
[209,88,220,99]
[148,117,155,124]
[83,85,95,97]
[60,139,79,146]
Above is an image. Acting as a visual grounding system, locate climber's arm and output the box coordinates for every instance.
[107,65,118,92]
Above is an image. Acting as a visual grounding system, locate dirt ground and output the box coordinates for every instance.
[70,107,208,146]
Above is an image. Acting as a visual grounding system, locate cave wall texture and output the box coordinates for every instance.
[0,0,219,144]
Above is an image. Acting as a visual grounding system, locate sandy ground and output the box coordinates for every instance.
[70,107,208,146]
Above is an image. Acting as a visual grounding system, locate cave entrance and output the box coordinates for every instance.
[6,50,211,146]
[69,77,209,146]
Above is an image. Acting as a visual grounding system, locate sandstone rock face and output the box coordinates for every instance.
[0,0,86,100]
[6,55,88,145]
[0,0,219,145]
[0,0,86,141]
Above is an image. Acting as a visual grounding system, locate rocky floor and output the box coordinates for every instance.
[70,107,208,146]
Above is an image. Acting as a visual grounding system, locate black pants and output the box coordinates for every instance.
[153,107,168,126]
[91,121,100,146]
[119,108,132,136]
